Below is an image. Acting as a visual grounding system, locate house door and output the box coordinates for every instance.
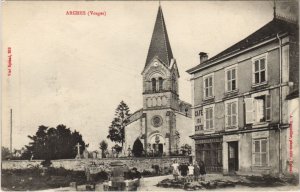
[228,141,239,172]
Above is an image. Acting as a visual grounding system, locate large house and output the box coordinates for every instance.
[187,16,299,176]
[124,5,192,156]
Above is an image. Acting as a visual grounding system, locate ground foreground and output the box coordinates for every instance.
[38,174,299,191]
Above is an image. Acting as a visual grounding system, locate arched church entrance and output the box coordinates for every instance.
[149,133,165,156]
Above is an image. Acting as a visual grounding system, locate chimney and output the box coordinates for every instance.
[199,52,208,64]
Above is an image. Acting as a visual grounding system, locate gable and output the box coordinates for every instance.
[142,57,170,79]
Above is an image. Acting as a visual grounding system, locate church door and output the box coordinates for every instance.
[158,144,163,154]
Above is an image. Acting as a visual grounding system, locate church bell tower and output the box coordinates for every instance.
[141,5,180,155]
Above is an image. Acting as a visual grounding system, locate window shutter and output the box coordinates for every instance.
[265,95,271,121]
[225,103,229,128]
[232,102,237,126]
[203,108,206,130]
[252,140,255,165]
[252,62,255,85]
[245,98,254,124]
[203,78,206,99]
[211,108,214,129]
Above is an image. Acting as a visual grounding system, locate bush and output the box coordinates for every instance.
[93,171,109,182]
[41,159,52,167]
[163,166,172,175]
[132,139,144,157]
[46,167,69,176]
[141,170,152,177]
[281,174,299,185]
[151,164,161,175]
[1,167,87,191]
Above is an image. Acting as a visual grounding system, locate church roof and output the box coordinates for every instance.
[187,17,298,74]
[145,5,174,67]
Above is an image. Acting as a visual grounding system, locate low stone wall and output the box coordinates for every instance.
[1,156,189,172]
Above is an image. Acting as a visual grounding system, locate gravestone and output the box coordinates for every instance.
[92,151,98,159]
[83,149,89,159]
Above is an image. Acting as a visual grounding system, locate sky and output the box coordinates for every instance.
[2,1,298,151]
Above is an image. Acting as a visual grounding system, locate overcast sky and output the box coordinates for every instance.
[2,1,298,151]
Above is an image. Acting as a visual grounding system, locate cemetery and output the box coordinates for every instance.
[1,143,190,191]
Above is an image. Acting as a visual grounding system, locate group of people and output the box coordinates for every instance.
[171,160,206,182]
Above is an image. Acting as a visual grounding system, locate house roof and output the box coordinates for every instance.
[187,17,298,74]
[145,5,174,67]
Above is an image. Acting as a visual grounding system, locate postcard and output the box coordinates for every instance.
[1,1,299,191]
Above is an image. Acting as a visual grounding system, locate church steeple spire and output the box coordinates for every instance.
[145,5,174,67]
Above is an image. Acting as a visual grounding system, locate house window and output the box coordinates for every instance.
[203,74,214,99]
[252,138,268,166]
[253,56,267,85]
[204,106,214,130]
[151,78,156,92]
[196,142,222,172]
[225,100,238,128]
[158,77,163,91]
[225,67,237,92]
[245,95,271,124]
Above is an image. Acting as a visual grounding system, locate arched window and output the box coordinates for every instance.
[158,77,163,91]
[152,78,156,92]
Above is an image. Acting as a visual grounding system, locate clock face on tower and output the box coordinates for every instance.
[152,115,163,127]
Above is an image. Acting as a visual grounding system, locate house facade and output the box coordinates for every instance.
[187,17,299,176]
[124,5,193,156]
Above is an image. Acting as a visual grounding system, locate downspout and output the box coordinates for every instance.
[144,113,148,156]
[276,33,282,174]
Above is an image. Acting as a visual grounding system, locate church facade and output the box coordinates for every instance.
[124,6,192,156]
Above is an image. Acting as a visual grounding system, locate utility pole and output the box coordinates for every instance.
[273,0,277,19]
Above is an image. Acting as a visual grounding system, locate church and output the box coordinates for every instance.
[124,5,193,156]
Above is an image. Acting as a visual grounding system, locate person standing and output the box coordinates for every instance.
[199,161,206,181]
[193,160,200,182]
[84,164,91,183]
[180,163,189,182]
[188,163,194,182]
[171,160,180,181]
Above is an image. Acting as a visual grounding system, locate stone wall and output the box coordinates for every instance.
[1,156,189,172]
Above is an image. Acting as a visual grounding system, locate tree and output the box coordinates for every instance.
[107,101,131,148]
[112,144,122,157]
[21,124,86,160]
[99,140,108,158]
[180,144,192,156]
[132,138,143,157]
[1,146,11,160]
